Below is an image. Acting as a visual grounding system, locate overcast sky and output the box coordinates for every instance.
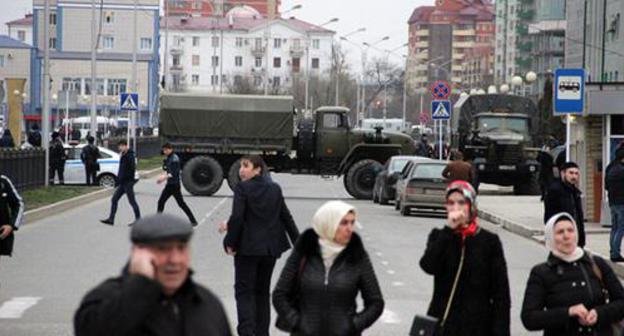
[0,0,433,69]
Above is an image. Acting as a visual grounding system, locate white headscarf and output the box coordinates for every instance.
[544,212,585,263]
[312,201,356,268]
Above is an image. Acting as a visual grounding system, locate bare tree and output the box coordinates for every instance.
[226,75,262,95]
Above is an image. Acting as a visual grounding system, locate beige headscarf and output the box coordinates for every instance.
[544,212,584,263]
[312,201,356,268]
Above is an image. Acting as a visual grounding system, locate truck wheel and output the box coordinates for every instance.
[513,173,540,195]
[227,159,241,191]
[181,156,224,196]
[345,159,383,200]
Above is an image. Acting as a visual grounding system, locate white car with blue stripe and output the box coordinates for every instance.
[63,144,139,187]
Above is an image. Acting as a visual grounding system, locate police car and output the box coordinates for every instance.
[63,143,140,187]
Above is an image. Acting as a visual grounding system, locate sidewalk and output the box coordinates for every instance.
[477,192,624,278]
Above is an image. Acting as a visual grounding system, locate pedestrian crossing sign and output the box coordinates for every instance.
[120,93,139,111]
[431,100,451,120]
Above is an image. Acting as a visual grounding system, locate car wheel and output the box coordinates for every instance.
[98,174,117,188]
[395,198,400,210]
[400,203,410,216]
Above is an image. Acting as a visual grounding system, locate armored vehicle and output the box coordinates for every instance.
[159,93,417,199]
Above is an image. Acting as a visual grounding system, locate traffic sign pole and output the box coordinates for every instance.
[566,115,571,162]
[554,68,585,163]
[439,120,443,160]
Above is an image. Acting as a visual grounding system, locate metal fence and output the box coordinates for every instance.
[104,136,161,158]
[0,148,46,190]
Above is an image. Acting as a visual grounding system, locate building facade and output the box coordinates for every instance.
[6,14,34,46]
[165,0,280,19]
[461,43,494,90]
[31,0,160,126]
[0,36,33,138]
[160,9,334,95]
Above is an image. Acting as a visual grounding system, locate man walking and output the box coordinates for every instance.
[75,214,233,336]
[49,131,66,185]
[100,139,141,226]
[606,146,624,262]
[0,174,24,266]
[80,136,100,186]
[157,143,197,225]
[544,161,586,247]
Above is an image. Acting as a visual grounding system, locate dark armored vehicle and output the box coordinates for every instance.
[159,93,417,199]
[452,94,541,195]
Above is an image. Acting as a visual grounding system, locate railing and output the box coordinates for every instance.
[0,148,46,190]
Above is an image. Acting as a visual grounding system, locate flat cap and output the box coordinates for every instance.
[130,214,193,244]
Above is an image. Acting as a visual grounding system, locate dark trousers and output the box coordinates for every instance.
[234,255,277,336]
[157,184,197,224]
[107,182,141,222]
[49,165,64,184]
[85,166,98,186]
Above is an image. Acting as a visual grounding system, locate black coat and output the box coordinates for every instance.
[74,270,233,336]
[272,229,384,336]
[521,253,624,336]
[49,139,66,167]
[81,144,100,168]
[223,175,299,257]
[163,153,181,186]
[605,160,624,206]
[117,149,136,185]
[544,180,585,247]
[419,226,511,336]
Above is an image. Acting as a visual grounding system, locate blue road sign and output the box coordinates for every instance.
[554,68,585,114]
[431,100,451,120]
[120,93,139,111]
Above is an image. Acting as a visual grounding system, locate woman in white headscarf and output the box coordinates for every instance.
[521,212,624,336]
[273,200,384,336]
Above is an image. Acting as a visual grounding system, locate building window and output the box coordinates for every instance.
[107,79,127,96]
[85,78,105,95]
[50,13,57,25]
[236,37,243,47]
[312,39,320,49]
[311,58,319,69]
[140,38,152,51]
[192,36,200,47]
[1,55,7,67]
[105,11,114,24]
[17,30,26,41]
[173,36,183,47]
[49,37,57,49]
[293,38,301,49]
[192,0,201,9]
[255,57,262,68]
[274,38,281,48]
[103,36,114,49]
[172,55,181,66]
[211,36,219,47]
[254,38,262,49]
[235,56,243,67]
[222,75,227,84]
[234,75,243,85]
[292,58,300,73]
[273,57,281,68]
[211,56,219,67]
[192,55,200,66]
[192,74,199,85]
[211,75,219,85]
[272,76,280,87]
[62,78,81,91]
[254,76,262,86]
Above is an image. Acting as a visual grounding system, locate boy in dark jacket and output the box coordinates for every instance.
[156,143,197,225]
[0,174,24,263]
[606,147,624,261]
[100,139,141,226]
[49,132,66,185]
[80,136,100,186]
[544,161,585,247]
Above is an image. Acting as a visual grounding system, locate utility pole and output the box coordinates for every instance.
[90,0,98,141]
[163,0,169,91]
[131,0,138,154]
[43,0,51,186]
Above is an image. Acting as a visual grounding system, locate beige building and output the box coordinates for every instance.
[6,14,34,46]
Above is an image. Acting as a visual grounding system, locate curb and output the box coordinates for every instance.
[478,209,624,279]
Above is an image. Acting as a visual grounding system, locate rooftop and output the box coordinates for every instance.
[0,35,32,49]
[161,15,334,34]
[6,14,33,27]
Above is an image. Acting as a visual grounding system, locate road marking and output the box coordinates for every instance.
[0,297,41,319]
[356,221,364,230]
[199,198,228,226]
[364,237,371,242]
[386,269,396,275]
[381,260,389,266]
[392,281,405,287]
[380,309,401,324]
[375,252,383,257]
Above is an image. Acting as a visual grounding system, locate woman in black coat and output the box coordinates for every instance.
[420,180,511,336]
[521,212,624,336]
[273,200,384,336]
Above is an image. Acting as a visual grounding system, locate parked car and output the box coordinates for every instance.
[394,159,448,216]
[373,155,430,205]
[63,144,139,187]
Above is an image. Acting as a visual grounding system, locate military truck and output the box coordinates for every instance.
[452,94,541,195]
[159,93,417,199]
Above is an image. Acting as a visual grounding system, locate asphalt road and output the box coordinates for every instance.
[0,174,543,335]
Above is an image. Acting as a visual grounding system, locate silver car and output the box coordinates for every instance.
[394,159,448,216]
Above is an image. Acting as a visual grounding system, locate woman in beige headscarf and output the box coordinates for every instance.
[273,200,384,336]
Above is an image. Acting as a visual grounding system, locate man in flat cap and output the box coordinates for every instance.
[74,214,233,336]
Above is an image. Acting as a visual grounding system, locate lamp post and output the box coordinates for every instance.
[335,27,365,106]
[382,43,407,129]
[304,17,338,113]
[51,93,58,129]
[263,4,302,95]
[361,36,390,118]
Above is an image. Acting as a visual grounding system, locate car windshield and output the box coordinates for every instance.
[477,117,528,134]
[390,158,410,173]
[410,163,445,179]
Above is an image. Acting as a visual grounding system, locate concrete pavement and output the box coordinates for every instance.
[0,174,547,335]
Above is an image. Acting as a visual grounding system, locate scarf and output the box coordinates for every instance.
[545,212,584,262]
[312,201,355,268]
[446,180,479,240]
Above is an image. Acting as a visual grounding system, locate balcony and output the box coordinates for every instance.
[170,64,183,73]
[453,29,475,36]
[251,46,266,57]
[415,29,429,36]
[414,41,428,48]
[516,25,529,36]
[290,46,305,57]
[453,41,474,48]
[517,41,533,53]
[170,46,183,56]
[518,10,535,21]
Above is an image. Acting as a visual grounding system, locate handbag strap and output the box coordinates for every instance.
[441,244,466,327]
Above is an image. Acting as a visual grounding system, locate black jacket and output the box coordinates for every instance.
[521,253,624,336]
[117,149,136,185]
[0,175,24,229]
[419,227,511,336]
[0,132,15,148]
[544,180,585,247]
[605,160,624,206]
[163,153,181,186]
[49,139,66,167]
[74,270,233,336]
[273,229,384,336]
[81,144,100,168]
[223,175,299,257]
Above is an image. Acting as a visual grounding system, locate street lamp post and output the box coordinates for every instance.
[335,27,365,106]
[304,17,338,113]
[361,36,390,118]
[383,43,407,129]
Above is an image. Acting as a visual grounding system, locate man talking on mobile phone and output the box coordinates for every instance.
[74,214,233,336]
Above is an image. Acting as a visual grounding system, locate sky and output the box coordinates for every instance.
[0,0,433,69]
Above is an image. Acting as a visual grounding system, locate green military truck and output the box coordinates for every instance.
[452,94,541,195]
[159,93,417,199]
